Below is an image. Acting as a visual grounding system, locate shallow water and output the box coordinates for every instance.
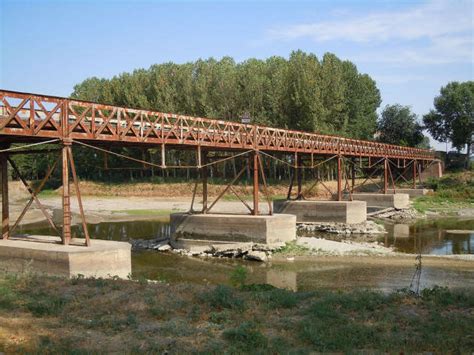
[132,251,474,291]
[381,217,474,255]
[17,216,474,290]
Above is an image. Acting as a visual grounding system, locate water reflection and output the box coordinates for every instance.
[16,217,474,290]
[382,218,474,255]
[19,217,474,256]
[132,252,474,291]
[18,219,171,242]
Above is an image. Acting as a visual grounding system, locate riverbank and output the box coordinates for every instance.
[5,171,472,227]
[1,273,472,353]
[412,171,473,215]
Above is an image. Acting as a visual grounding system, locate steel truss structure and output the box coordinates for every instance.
[0,89,440,246]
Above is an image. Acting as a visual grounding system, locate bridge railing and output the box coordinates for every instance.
[0,90,435,160]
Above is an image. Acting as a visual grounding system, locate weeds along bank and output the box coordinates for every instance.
[1,272,473,353]
[413,171,474,214]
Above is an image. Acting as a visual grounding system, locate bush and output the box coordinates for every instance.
[253,288,301,309]
[223,322,268,351]
[199,285,245,310]
[26,295,68,317]
[421,286,474,308]
[229,266,247,289]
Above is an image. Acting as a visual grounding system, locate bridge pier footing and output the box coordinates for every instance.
[350,193,410,210]
[0,235,131,278]
[273,200,367,224]
[170,213,296,249]
[385,188,432,198]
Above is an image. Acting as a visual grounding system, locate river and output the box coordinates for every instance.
[18,216,474,291]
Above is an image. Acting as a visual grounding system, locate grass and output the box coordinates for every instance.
[413,171,473,213]
[221,193,286,202]
[0,273,473,353]
[37,189,58,197]
[274,240,311,256]
[111,208,175,216]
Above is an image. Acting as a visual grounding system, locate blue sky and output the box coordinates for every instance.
[1,0,472,149]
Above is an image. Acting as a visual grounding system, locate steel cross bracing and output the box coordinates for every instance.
[0,90,435,160]
[0,89,440,248]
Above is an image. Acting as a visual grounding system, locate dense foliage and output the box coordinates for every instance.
[423,81,474,166]
[13,51,385,182]
[71,51,381,139]
[377,104,428,148]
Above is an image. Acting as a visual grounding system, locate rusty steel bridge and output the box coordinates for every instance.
[0,89,439,246]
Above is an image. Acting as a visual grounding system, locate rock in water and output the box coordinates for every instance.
[244,251,268,262]
[157,244,172,251]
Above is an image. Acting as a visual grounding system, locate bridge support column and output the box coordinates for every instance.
[413,160,417,189]
[351,158,356,191]
[202,150,208,213]
[62,142,71,245]
[296,153,303,200]
[252,151,259,215]
[384,158,388,194]
[1,150,9,240]
[337,156,342,201]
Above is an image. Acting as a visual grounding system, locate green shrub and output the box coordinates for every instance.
[200,285,245,310]
[421,286,474,308]
[209,311,231,324]
[26,294,68,317]
[254,288,301,309]
[223,322,268,351]
[229,266,248,289]
[241,283,277,292]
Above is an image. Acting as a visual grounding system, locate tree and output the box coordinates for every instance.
[282,50,323,132]
[342,61,381,139]
[378,104,426,147]
[423,81,474,166]
[65,51,383,182]
[319,53,347,134]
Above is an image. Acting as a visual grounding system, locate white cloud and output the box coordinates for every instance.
[373,74,426,85]
[267,0,473,64]
[351,35,473,65]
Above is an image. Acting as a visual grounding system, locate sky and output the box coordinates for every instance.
[1,0,472,150]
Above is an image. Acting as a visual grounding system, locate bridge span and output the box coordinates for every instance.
[0,89,439,249]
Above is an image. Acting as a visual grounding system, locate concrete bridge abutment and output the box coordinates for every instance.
[170,213,296,249]
[385,188,432,198]
[273,199,367,224]
[350,193,410,209]
[0,236,131,279]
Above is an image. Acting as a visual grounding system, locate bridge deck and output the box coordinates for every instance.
[0,90,435,161]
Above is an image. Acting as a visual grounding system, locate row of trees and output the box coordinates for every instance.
[71,50,381,140]
[10,51,472,182]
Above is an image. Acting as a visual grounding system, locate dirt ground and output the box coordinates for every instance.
[4,179,355,225]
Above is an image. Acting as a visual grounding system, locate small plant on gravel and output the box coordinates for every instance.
[274,241,310,255]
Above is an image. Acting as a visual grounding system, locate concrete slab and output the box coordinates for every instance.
[170,213,296,249]
[273,200,367,224]
[351,193,409,209]
[386,188,432,198]
[0,235,131,279]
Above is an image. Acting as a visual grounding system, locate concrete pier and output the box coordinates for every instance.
[0,236,131,278]
[386,188,432,198]
[170,213,296,249]
[273,200,367,224]
[351,193,409,209]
